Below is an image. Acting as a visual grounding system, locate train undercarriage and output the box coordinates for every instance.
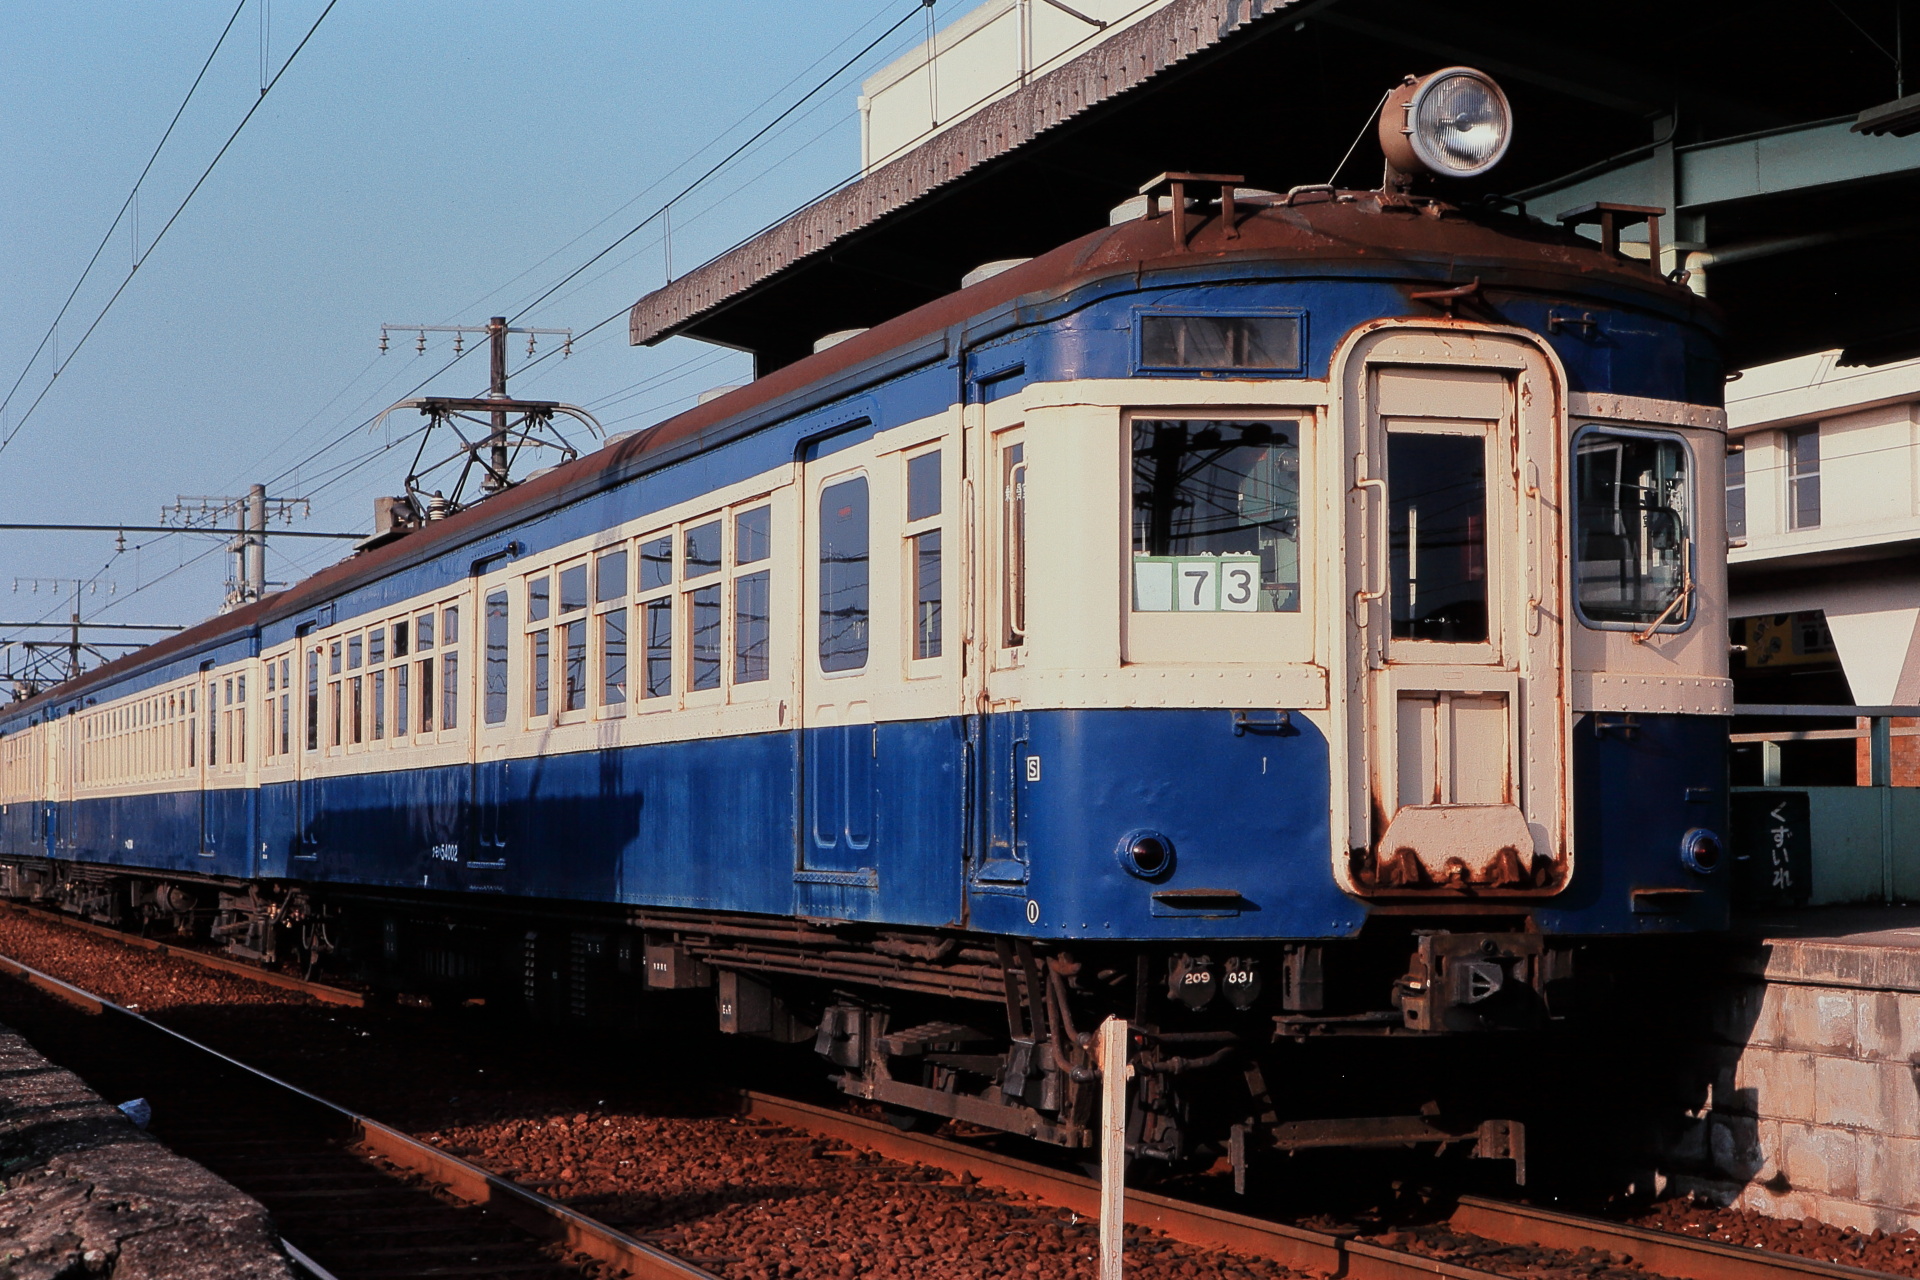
[0,856,1623,1186]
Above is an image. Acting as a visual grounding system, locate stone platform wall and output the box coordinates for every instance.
[1665,924,1920,1233]
[0,1020,297,1279]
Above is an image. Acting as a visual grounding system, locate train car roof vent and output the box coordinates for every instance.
[1111,188,1276,225]
[962,258,1031,288]
[696,384,746,404]
[601,429,642,449]
[813,329,869,354]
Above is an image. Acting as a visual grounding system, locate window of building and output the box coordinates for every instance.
[819,477,869,672]
[1726,446,1746,539]
[1788,425,1821,530]
[1130,418,1301,614]
[1573,426,1693,628]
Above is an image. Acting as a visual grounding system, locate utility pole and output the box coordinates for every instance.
[7,578,118,685]
[163,488,315,611]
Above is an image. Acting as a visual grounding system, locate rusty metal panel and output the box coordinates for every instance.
[627,0,1306,347]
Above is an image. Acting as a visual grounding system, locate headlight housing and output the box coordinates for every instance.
[1680,827,1724,876]
[1379,67,1514,180]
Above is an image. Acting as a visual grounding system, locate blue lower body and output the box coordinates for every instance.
[0,708,1728,940]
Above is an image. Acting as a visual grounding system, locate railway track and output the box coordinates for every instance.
[0,910,1900,1280]
[0,951,715,1280]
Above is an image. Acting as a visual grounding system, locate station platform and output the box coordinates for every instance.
[1668,908,1920,1233]
[0,1019,297,1279]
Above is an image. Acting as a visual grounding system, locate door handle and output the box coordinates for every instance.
[1353,454,1388,624]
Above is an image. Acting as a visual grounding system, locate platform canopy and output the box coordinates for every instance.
[631,0,1920,375]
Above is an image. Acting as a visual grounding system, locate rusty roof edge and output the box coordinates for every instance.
[627,0,1304,348]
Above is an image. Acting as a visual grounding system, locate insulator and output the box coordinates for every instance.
[115,532,126,553]
[416,331,426,355]
[378,333,388,354]
[453,333,464,355]
[527,333,537,356]
[562,337,572,359]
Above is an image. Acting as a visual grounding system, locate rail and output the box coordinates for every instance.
[0,906,1897,1280]
[0,950,717,1280]
[0,899,366,1006]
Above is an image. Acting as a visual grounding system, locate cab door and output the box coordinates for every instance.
[1339,330,1570,895]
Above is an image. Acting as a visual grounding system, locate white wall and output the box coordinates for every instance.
[859,0,1175,173]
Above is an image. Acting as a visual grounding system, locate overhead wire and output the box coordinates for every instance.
[0,0,342,463]
[0,0,250,429]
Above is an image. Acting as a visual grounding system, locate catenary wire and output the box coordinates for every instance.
[0,0,341,464]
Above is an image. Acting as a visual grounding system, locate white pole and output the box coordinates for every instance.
[1098,1015,1129,1280]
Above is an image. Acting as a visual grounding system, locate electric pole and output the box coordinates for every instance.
[163,488,315,610]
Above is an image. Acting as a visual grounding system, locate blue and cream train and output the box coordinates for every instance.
[0,76,1733,1166]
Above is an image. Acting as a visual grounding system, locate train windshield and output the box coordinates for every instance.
[1130,418,1300,613]
[1573,428,1692,627]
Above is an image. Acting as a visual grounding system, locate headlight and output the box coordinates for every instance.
[1378,67,1513,180]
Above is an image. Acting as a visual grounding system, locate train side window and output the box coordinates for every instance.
[306,650,319,751]
[393,620,409,657]
[819,477,870,672]
[733,504,772,687]
[559,564,588,615]
[689,585,722,691]
[685,520,722,579]
[484,589,509,725]
[373,668,387,740]
[531,629,551,716]
[329,675,342,748]
[1130,418,1301,613]
[394,661,409,737]
[596,549,627,602]
[419,655,435,733]
[441,606,460,729]
[1002,442,1026,645]
[369,628,386,665]
[906,449,942,661]
[348,636,363,671]
[563,618,587,710]
[641,534,673,590]
[644,597,672,698]
[1572,426,1693,630]
[528,575,550,623]
[417,612,435,649]
[602,607,628,706]
[279,658,291,757]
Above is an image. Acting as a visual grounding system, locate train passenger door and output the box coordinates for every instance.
[797,456,880,887]
[1340,332,1570,895]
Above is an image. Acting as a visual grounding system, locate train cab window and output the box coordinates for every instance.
[1130,419,1300,612]
[1388,431,1488,644]
[1573,427,1693,629]
[906,450,942,660]
[1138,313,1301,372]
[484,589,509,725]
[330,641,342,674]
[819,477,870,672]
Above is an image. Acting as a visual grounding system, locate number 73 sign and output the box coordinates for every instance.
[1132,555,1261,612]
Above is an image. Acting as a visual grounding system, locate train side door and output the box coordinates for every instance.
[197,661,217,858]
[1340,332,1570,895]
[797,456,880,887]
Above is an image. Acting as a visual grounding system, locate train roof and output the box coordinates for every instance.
[3,190,1711,724]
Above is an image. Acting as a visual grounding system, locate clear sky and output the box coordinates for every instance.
[0,0,941,672]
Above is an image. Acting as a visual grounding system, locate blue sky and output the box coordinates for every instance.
[0,1,939,664]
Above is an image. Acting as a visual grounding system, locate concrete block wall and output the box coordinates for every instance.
[1664,928,1920,1232]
